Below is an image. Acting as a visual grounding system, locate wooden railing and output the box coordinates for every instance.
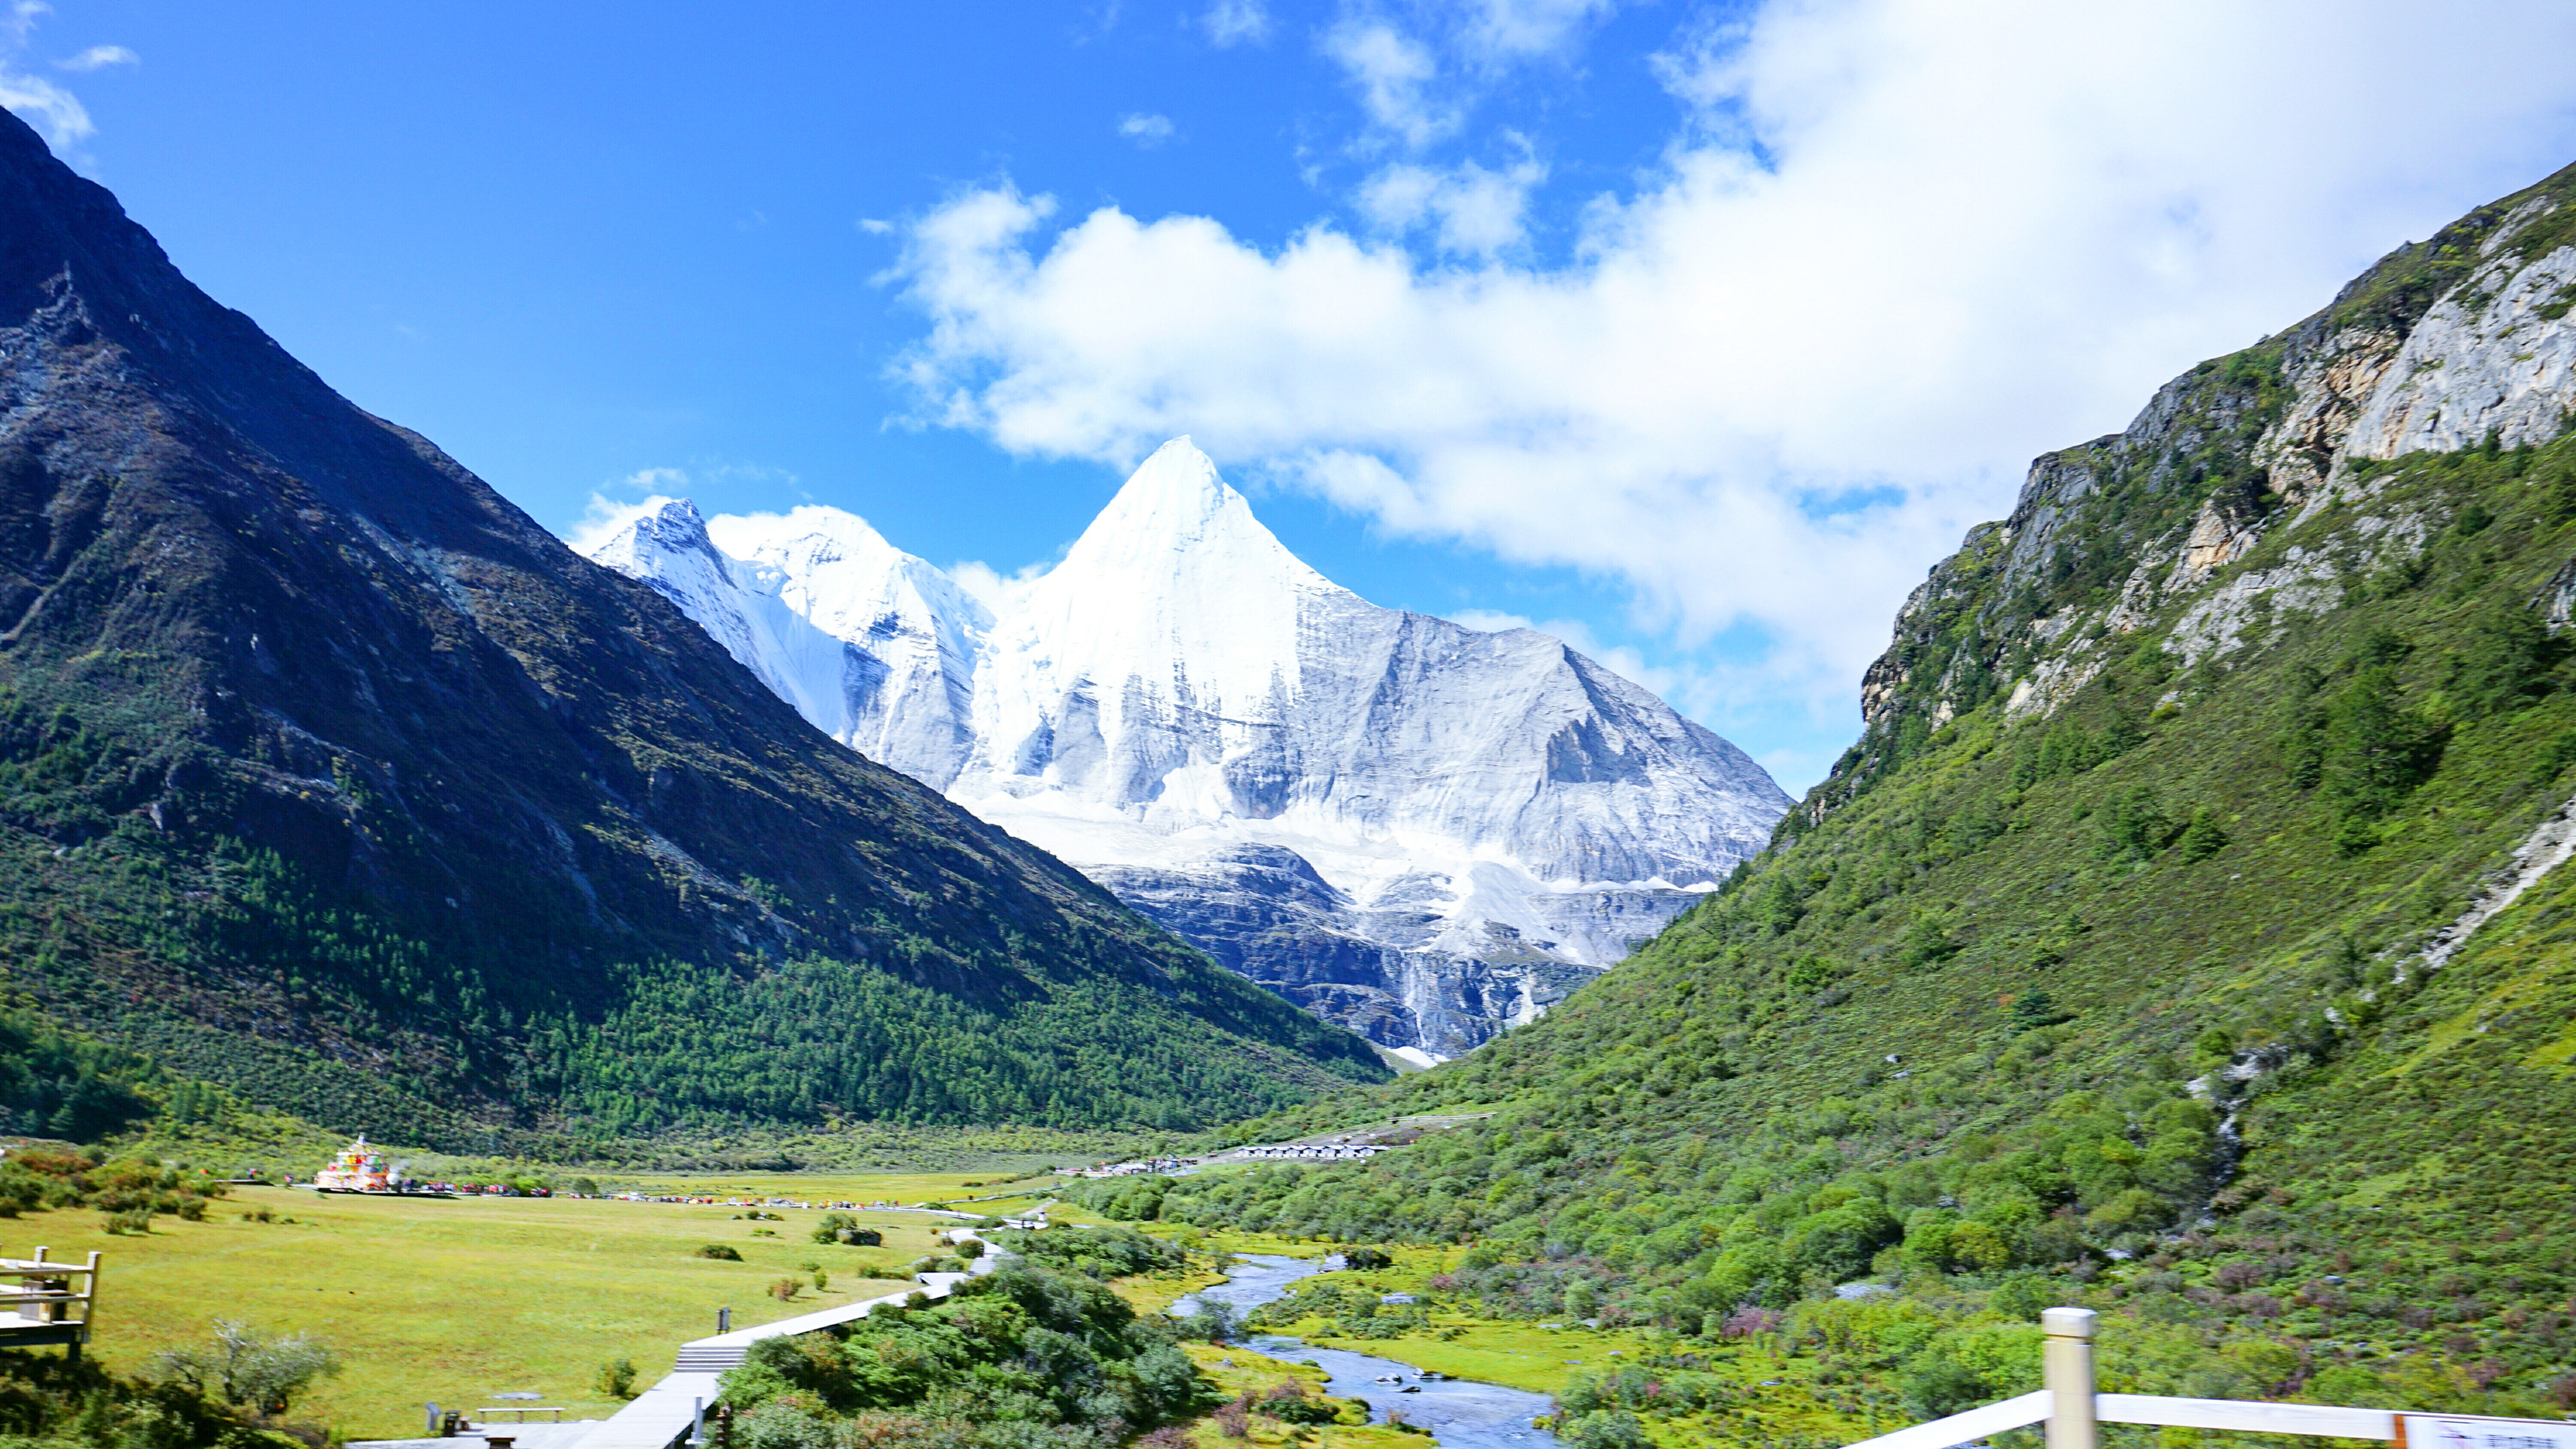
[0,1246,101,1358]
[1840,1309,2576,1449]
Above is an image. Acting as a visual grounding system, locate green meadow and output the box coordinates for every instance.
[24,1179,1001,1438]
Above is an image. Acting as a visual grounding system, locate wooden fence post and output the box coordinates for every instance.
[2043,1307,2097,1449]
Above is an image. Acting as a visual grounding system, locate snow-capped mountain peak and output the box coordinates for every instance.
[965,438,1353,803]
[597,499,988,787]
[1058,437,1330,587]
[580,439,1792,1056]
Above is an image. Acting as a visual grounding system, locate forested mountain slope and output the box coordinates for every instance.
[0,109,1383,1150]
[1102,160,2576,1420]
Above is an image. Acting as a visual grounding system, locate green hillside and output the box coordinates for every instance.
[1085,163,2576,1428]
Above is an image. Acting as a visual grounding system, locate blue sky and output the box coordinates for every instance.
[10,1,2576,792]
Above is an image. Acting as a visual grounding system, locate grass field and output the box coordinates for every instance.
[29,1177,1010,1438]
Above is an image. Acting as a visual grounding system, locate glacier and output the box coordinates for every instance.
[586,439,1792,1057]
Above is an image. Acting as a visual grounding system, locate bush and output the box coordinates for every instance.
[1903,1357,1992,1419]
[716,1261,1215,1438]
[1258,1380,1339,1425]
[596,1357,637,1400]
[1559,1410,1651,1449]
[809,1213,882,1247]
[993,1222,1188,1280]
[151,1318,343,1417]
[1174,1300,1237,1342]
[2174,806,2230,862]
[696,1244,742,1262]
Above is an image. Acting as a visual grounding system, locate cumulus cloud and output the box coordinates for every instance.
[55,44,133,72]
[889,0,2576,726]
[1117,112,1176,147]
[1356,147,1545,256]
[1322,20,1455,150]
[1459,0,1620,64]
[1203,0,1272,47]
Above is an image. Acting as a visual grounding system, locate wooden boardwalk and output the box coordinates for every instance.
[571,1217,1019,1449]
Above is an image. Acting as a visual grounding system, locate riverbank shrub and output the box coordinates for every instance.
[714,1261,1212,1449]
[992,1222,1189,1280]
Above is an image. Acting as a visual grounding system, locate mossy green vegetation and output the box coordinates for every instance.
[1072,428,2576,1433]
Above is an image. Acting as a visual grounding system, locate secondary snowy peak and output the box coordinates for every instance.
[592,500,989,786]
[709,505,990,667]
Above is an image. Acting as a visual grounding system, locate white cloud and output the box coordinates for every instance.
[0,2,94,150]
[55,44,133,72]
[566,490,683,555]
[1203,0,1272,47]
[1460,0,1620,64]
[1645,11,1745,110]
[1117,112,1177,147]
[1322,20,1455,150]
[1357,148,1545,256]
[889,0,2576,726]
[949,558,1054,614]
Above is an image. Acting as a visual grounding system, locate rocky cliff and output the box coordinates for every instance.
[1818,159,2576,821]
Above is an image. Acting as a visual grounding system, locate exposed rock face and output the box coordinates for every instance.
[591,440,1792,1057]
[2342,242,2576,460]
[1816,160,2576,816]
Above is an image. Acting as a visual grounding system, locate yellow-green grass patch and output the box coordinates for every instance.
[22,1184,961,1438]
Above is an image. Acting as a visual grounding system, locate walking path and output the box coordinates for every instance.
[565,1210,1035,1449]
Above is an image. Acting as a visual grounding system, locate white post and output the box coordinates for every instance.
[689,1397,705,1448]
[2043,1307,2097,1449]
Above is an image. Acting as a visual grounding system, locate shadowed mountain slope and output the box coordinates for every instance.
[0,109,1383,1147]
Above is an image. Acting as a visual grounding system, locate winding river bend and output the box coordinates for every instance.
[1172,1255,1562,1449]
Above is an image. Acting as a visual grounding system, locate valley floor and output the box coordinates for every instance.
[18,1178,1015,1437]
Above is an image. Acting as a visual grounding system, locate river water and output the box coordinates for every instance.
[1171,1255,1562,1449]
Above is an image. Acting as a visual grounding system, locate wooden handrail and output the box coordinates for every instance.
[1837,1306,2576,1449]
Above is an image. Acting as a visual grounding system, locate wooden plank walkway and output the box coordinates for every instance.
[571,1217,1022,1449]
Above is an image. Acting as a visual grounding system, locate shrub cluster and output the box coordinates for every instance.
[714,1262,1212,1449]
